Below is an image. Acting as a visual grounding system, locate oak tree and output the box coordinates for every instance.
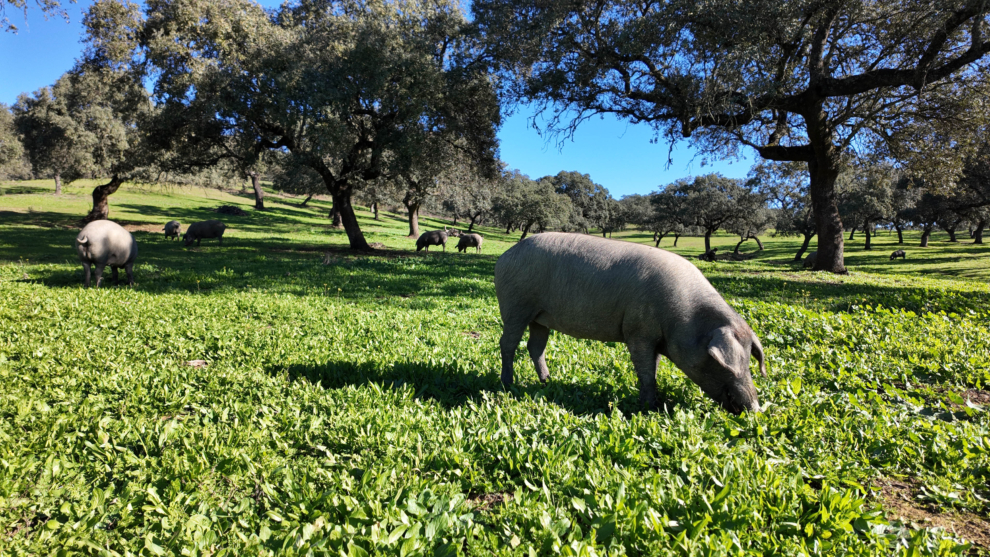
[474,0,990,272]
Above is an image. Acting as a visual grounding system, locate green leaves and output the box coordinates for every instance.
[1,189,989,554]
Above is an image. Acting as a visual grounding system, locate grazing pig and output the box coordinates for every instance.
[456,233,484,253]
[802,251,817,268]
[75,220,138,288]
[890,249,906,260]
[494,233,765,414]
[164,220,181,240]
[184,220,227,247]
[699,248,718,262]
[416,229,449,252]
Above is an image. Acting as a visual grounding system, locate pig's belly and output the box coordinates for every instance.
[533,308,626,343]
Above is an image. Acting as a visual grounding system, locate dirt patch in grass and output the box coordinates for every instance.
[121,223,168,234]
[470,492,512,512]
[956,389,990,406]
[877,477,990,549]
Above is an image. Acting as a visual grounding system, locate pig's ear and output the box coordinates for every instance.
[751,334,767,377]
[707,328,740,371]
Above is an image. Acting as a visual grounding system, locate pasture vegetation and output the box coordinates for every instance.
[1,180,990,556]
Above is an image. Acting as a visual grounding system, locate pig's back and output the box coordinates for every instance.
[494,233,723,342]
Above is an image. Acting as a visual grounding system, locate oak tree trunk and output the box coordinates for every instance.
[848,227,856,241]
[754,235,764,250]
[896,225,904,244]
[520,222,532,240]
[54,174,62,195]
[333,192,371,250]
[300,193,313,207]
[371,202,379,220]
[673,234,680,247]
[863,222,872,250]
[946,227,958,242]
[468,213,481,232]
[406,202,421,238]
[249,172,265,210]
[329,200,343,228]
[973,220,985,244]
[808,157,846,273]
[920,228,932,247]
[704,229,713,253]
[654,233,665,247]
[734,237,745,254]
[83,176,124,224]
[794,232,815,261]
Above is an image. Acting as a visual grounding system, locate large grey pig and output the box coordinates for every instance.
[184,220,227,247]
[75,220,138,288]
[416,229,449,252]
[456,233,484,253]
[494,233,766,414]
[164,220,181,240]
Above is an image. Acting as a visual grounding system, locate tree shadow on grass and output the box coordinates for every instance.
[279,359,662,417]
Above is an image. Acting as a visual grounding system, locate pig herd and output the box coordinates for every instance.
[74,219,227,288]
[72,218,767,415]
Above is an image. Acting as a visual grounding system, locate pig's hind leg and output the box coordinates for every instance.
[498,307,534,388]
[527,322,551,383]
[626,339,661,411]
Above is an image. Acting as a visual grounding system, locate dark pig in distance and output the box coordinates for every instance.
[890,249,906,260]
[75,220,138,288]
[456,233,484,253]
[184,220,227,247]
[494,233,766,414]
[416,228,449,252]
[164,220,181,240]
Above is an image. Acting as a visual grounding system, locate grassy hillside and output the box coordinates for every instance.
[1,179,989,555]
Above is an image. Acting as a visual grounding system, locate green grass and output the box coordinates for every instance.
[1,179,989,555]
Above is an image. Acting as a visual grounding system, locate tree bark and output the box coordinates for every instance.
[896,225,904,244]
[602,229,608,238]
[468,213,481,232]
[249,172,264,210]
[83,176,124,223]
[920,227,932,247]
[863,221,872,250]
[300,193,313,207]
[653,231,658,242]
[371,202,379,220]
[333,192,371,250]
[520,222,533,240]
[329,199,343,228]
[754,235,764,250]
[734,237,745,254]
[673,234,680,247]
[794,232,814,261]
[848,227,856,241]
[54,174,62,195]
[945,226,958,242]
[654,233,665,247]
[704,229,713,252]
[405,202,421,238]
[808,156,846,273]
[973,220,985,244]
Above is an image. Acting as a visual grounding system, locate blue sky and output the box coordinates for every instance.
[0,1,755,198]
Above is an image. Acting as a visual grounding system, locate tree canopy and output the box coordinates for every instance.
[474,0,990,272]
[86,0,501,250]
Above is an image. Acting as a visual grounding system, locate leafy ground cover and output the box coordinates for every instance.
[1,179,989,555]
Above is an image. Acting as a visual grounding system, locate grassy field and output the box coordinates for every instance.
[1,179,989,556]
